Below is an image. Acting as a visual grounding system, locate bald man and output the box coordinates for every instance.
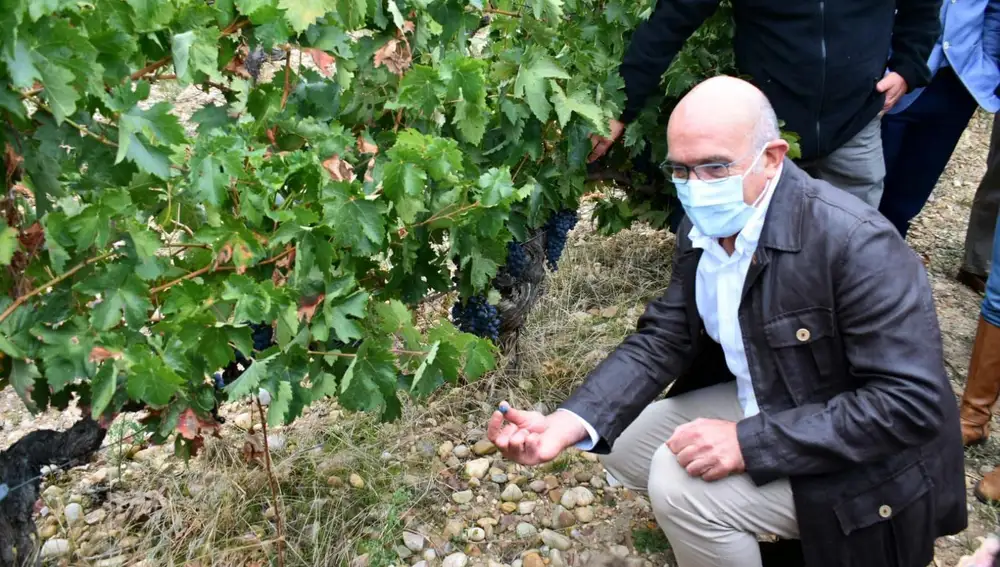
[487,77,965,567]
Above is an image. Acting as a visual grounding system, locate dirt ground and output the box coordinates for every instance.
[0,108,998,566]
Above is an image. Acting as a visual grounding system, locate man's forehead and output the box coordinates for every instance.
[666,128,750,164]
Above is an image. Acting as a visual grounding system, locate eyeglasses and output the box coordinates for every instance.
[662,145,764,185]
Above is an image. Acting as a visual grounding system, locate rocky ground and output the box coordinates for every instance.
[1,108,998,567]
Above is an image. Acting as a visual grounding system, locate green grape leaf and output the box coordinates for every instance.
[10,359,41,412]
[224,353,277,399]
[381,161,427,223]
[266,379,294,427]
[462,337,495,380]
[476,168,516,208]
[513,51,569,122]
[90,363,117,419]
[279,0,336,32]
[339,339,399,420]
[127,357,185,407]
[326,291,368,343]
[0,223,19,266]
[39,64,78,124]
[551,83,608,135]
[172,28,221,84]
[4,40,40,88]
[396,65,445,117]
[330,198,385,255]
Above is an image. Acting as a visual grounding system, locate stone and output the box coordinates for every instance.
[529,480,548,493]
[543,475,560,489]
[610,545,630,557]
[501,502,518,514]
[467,527,486,542]
[413,563,429,567]
[453,490,474,504]
[403,531,425,552]
[560,489,578,509]
[349,473,365,488]
[501,484,523,502]
[439,441,455,459]
[444,520,465,539]
[64,503,83,524]
[548,489,564,504]
[540,530,572,551]
[423,549,438,561]
[85,509,107,525]
[518,501,537,515]
[453,445,471,459]
[522,552,545,567]
[96,556,127,567]
[443,552,470,567]
[465,458,491,480]
[39,524,58,539]
[327,476,344,487]
[574,471,591,483]
[572,487,595,506]
[40,539,70,559]
[351,554,370,567]
[396,545,413,560]
[491,473,509,484]
[574,506,594,523]
[42,486,64,502]
[553,508,576,529]
[234,413,253,429]
[515,522,538,538]
[580,452,599,462]
[472,440,497,456]
[550,550,566,567]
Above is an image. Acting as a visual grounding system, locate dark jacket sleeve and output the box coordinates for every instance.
[736,218,949,486]
[559,242,696,452]
[619,0,720,123]
[888,0,943,91]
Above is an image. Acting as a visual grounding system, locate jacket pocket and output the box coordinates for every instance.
[833,461,936,566]
[762,306,837,404]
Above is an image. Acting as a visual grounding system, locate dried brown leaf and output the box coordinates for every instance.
[356,136,379,155]
[298,293,325,323]
[305,48,336,77]
[373,38,412,76]
[322,155,357,182]
[89,346,123,364]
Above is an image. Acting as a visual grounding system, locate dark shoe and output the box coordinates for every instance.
[960,316,1000,446]
[958,268,988,294]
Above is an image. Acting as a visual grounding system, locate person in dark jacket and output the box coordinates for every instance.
[878,0,1000,239]
[587,0,942,209]
[490,76,966,567]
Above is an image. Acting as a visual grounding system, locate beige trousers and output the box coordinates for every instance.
[599,382,799,567]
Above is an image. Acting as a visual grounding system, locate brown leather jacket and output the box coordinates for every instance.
[561,160,966,567]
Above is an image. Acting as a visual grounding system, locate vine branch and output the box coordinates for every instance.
[0,252,116,324]
[150,247,295,295]
[255,399,286,567]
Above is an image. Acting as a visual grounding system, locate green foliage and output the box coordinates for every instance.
[0,0,739,454]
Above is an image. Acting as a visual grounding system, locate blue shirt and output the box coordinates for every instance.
[892,0,1000,114]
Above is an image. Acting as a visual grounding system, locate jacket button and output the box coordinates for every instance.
[878,505,892,518]
[796,328,810,342]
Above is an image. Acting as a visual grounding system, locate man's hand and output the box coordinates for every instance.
[487,402,588,466]
[876,72,908,113]
[956,535,1000,567]
[587,119,626,163]
[666,418,745,481]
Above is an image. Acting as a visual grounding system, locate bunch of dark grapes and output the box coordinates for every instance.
[543,209,579,270]
[451,295,501,342]
[503,240,529,280]
[250,322,274,351]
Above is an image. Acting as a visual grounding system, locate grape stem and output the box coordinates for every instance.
[255,399,286,567]
[307,347,430,358]
[0,251,116,325]
[150,247,295,295]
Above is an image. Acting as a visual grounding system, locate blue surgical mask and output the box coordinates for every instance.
[673,148,767,238]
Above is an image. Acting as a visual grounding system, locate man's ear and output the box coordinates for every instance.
[764,139,790,175]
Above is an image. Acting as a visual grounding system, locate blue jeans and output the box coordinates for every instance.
[984,212,1000,327]
[880,66,980,237]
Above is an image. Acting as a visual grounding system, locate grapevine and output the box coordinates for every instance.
[503,240,530,280]
[543,209,580,270]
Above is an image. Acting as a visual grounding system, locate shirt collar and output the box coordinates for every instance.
[688,163,783,254]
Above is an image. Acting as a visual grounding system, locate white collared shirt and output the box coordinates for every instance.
[562,165,783,450]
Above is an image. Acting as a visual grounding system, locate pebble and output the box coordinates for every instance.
[543,476,560,489]
[443,552,470,567]
[444,520,465,539]
[518,501,537,514]
[349,474,365,488]
[453,490,474,504]
[454,445,471,459]
[611,544,630,557]
[40,524,59,539]
[550,550,566,567]
[501,484,523,502]
[467,527,486,542]
[328,476,344,487]
[64,503,83,524]
[540,529,572,551]
[529,480,548,493]
[41,539,70,558]
[465,458,491,480]
[522,552,545,567]
[439,441,455,459]
[96,556,127,567]
[423,549,438,561]
[234,413,253,429]
[516,522,539,538]
[560,486,594,509]
[575,471,591,483]
[396,545,413,560]
[491,473,509,484]
[574,506,595,523]
[501,502,518,514]
[413,562,429,567]
[472,440,498,456]
[85,509,107,525]
[403,531,425,552]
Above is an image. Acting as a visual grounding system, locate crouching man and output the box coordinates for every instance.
[487,76,966,567]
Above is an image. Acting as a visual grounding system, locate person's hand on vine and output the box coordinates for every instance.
[588,119,626,162]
